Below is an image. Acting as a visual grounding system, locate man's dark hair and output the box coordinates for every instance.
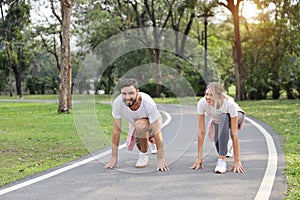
[120,78,138,89]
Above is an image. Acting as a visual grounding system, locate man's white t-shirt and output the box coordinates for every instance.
[112,92,161,126]
[196,96,243,123]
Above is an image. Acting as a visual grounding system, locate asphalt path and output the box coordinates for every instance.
[0,104,287,200]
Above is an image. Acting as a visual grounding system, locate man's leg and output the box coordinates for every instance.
[135,119,150,153]
[135,119,150,168]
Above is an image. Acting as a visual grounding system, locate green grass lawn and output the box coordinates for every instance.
[0,95,299,199]
[0,102,86,186]
[0,97,121,187]
[238,100,300,200]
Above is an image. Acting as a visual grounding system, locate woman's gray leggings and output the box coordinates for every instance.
[213,111,244,156]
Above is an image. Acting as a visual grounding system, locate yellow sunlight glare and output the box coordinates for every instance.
[241,1,259,20]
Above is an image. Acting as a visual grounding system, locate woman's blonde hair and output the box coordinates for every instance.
[206,82,225,108]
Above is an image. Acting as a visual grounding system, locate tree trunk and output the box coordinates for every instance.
[153,28,162,97]
[153,48,162,97]
[222,0,246,100]
[231,5,246,100]
[179,13,195,56]
[12,65,22,98]
[148,48,162,97]
[5,44,14,97]
[67,38,72,108]
[58,0,72,113]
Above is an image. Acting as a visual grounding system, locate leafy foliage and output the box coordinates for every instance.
[241,0,300,99]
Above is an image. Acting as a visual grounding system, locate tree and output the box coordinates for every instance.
[80,0,200,97]
[0,0,31,97]
[31,0,73,112]
[219,0,246,100]
[57,0,73,113]
[243,0,300,99]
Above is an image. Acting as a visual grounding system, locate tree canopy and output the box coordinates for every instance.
[0,0,299,100]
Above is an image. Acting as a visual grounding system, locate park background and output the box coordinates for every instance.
[0,0,299,199]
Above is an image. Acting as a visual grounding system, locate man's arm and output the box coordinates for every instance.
[104,118,121,169]
[151,119,169,171]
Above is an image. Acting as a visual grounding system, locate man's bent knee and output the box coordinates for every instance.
[135,119,150,138]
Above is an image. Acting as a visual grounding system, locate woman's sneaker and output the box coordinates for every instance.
[135,152,149,168]
[150,143,157,154]
[226,148,234,158]
[226,140,233,158]
[215,158,227,173]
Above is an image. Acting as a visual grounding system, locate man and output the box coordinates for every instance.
[104,79,169,171]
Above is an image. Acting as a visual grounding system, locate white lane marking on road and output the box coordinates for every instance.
[0,148,113,196]
[246,117,278,200]
[0,111,171,196]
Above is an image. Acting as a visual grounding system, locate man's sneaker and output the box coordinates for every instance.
[135,152,149,168]
[226,140,233,158]
[215,158,227,173]
[150,143,157,154]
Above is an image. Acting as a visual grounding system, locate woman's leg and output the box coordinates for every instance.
[215,112,243,154]
[237,111,244,126]
[214,113,230,156]
[213,123,219,153]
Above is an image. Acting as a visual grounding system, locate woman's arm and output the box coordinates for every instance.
[189,114,206,169]
[230,116,246,173]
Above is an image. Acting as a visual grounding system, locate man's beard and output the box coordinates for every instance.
[125,94,138,107]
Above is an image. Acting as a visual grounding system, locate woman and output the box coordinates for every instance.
[189,82,246,173]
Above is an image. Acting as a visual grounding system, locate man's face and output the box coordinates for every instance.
[121,85,138,107]
[205,88,214,106]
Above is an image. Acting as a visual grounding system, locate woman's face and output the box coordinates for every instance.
[205,88,214,106]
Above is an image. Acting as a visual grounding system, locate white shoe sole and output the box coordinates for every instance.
[135,164,147,168]
[151,149,157,154]
[215,169,226,174]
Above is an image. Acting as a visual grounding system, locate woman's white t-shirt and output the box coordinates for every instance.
[112,92,161,126]
[196,96,243,123]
